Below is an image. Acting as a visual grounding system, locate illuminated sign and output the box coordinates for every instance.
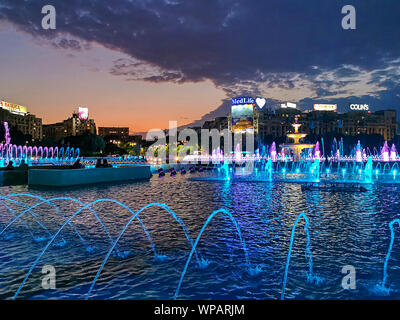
[78,107,89,120]
[255,97,266,108]
[0,101,27,115]
[281,102,297,109]
[314,104,337,111]
[231,97,254,133]
[232,97,254,105]
[350,104,369,111]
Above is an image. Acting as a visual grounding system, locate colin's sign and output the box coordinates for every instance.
[350,104,369,111]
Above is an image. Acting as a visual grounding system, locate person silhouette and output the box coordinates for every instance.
[71,159,82,169]
[95,158,102,168]
[18,160,28,170]
[5,161,14,170]
[102,159,112,167]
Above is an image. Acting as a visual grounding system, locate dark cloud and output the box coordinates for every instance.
[110,58,186,83]
[52,38,85,50]
[2,0,400,79]
[1,0,400,118]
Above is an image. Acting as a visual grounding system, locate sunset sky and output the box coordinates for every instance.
[1,0,400,133]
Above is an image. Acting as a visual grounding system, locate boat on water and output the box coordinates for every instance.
[301,182,368,193]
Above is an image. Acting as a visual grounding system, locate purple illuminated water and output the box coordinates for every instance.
[0,173,399,300]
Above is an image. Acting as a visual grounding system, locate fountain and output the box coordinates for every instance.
[270,142,277,162]
[310,158,320,182]
[382,141,390,162]
[314,141,321,160]
[0,193,260,300]
[279,117,315,161]
[281,212,324,300]
[390,144,397,161]
[0,192,397,300]
[365,157,373,183]
[356,140,362,162]
[234,143,242,163]
[220,158,230,180]
[265,158,273,180]
[0,121,80,165]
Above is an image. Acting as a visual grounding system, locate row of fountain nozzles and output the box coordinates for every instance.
[158,167,201,177]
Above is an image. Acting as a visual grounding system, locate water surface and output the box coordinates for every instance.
[0,173,398,300]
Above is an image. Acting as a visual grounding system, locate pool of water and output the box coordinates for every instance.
[0,172,399,300]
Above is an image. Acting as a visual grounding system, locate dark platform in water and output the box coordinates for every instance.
[301,182,368,192]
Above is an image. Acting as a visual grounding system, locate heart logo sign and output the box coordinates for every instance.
[256,97,266,108]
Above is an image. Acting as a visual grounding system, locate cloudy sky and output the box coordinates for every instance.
[0,0,399,132]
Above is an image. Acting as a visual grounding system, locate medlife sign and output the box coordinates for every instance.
[232,97,254,105]
[350,104,369,111]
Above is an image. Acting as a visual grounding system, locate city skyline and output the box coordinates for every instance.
[1,1,400,133]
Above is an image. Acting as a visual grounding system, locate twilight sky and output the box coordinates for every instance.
[0,0,400,133]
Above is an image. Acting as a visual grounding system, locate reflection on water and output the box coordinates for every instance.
[0,173,399,300]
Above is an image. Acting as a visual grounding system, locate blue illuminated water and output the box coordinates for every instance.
[0,172,399,300]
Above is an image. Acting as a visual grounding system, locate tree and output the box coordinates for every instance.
[35,137,57,147]
[9,126,31,145]
[63,133,105,156]
[104,143,126,156]
[0,122,5,144]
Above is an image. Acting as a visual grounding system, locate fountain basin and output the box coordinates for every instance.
[28,166,152,187]
[0,170,27,186]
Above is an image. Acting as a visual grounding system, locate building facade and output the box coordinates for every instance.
[213,106,397,142]
[256,108,397,142]
[0,100,42,141]
[203,117,228,131]
[98,127,129,138]
[43,111,96,141]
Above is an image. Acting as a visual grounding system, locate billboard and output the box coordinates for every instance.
[231,97,254,133]
[350,104,369,111]
[78,107,89,120]
[232,97,254,105]
[0,101,27,115]
[281,102,297,109]
[314,104,337,111]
